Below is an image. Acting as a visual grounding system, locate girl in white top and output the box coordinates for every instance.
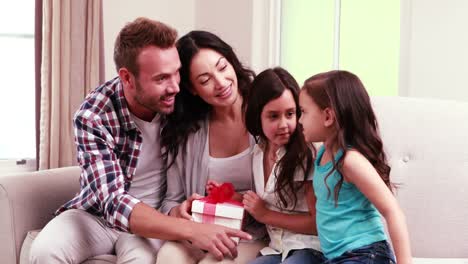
[242,67,324,264]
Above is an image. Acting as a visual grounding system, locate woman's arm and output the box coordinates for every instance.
[242,182,317,235]
[163,164,204,220]
[160,151,190,218]
[342,150,412,264]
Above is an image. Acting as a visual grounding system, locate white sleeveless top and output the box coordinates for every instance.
[207,129,255,193]
[127,113,165,209]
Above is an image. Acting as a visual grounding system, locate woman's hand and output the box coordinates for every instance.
[169,193,204,220]
[242,191,268,222]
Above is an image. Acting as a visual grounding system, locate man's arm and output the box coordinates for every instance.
[74,112,141,232]
[130,202,252,260]
[76,112,251,260]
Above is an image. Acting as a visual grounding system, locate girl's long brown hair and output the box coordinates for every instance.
[302,70,392,203]
[245,67,314,209]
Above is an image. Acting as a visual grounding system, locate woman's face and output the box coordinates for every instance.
[189,48,239,107]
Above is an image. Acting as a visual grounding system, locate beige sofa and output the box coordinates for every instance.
[1,96,468,264]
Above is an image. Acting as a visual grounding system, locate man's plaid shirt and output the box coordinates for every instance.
[56,77,146,232]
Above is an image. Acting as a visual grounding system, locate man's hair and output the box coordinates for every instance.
[113,17,177,76]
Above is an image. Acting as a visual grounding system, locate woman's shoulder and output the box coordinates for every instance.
[176,118,209,157]
[187,118,209,137]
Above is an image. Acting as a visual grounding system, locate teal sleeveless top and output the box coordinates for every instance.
[313,145,387,259]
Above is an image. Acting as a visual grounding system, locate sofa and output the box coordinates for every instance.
[1,96,467,264]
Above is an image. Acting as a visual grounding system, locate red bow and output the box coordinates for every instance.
[205,183,235,203]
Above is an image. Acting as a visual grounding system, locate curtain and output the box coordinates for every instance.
[39,0,104,170]
[35,0,43,170]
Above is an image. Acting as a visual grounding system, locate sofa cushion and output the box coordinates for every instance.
[0,166,81,263]
[20,230,117,264]
[19,230,39,264]
[372,97,468,258]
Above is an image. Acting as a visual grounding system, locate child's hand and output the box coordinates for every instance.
[243,190,268,222]
[205,180,221,195]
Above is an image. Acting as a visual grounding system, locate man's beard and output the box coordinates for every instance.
[134,80,174,114]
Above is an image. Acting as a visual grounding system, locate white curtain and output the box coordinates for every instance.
[39,0,104,170]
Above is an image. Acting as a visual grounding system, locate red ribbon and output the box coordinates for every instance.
[198,183,243,224]
[201,203,217,224]
[205,182,236,203]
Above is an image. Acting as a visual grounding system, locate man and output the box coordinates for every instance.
[30,17,250,264]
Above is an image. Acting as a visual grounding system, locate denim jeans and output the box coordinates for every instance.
[248,248,325,264]
[324,240,396,264]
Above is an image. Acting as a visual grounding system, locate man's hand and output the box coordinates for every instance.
[243,191,268,222]
[188,222,252,261]
[169,193,204,220]
[129,202,250,261]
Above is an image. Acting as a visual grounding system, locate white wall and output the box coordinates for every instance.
[102,0,195,79]
[400,0,468,101]
[97,1,468,100]
[193,0,275,73]
[102,0,273,79]
[194,0,253,70]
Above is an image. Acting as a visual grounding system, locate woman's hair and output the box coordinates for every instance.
[161,31,255,167]
[245,67,314,209]
[161,31,255,166]
[302,70,392,203]
[114,17,177,76]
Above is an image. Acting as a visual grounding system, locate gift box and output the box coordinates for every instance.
[191,183,245,243]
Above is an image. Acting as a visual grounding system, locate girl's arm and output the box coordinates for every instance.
[342,150,412,264]
[242,182,317,235]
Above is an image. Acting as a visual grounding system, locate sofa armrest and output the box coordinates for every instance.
[0,166,81,263]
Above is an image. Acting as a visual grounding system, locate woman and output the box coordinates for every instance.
[157,31,267,264]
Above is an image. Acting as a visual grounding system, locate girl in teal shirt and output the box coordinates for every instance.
[298,70,412,264]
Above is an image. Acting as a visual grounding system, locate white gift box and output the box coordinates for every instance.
[192,199,245,243]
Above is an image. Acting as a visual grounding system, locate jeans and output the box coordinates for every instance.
[324,240,396,264]
[248,248,325,264]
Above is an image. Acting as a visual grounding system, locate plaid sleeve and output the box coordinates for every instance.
[74,110,141,232]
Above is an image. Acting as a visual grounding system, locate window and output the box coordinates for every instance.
[0,0,36,174]
[280,0,400,96]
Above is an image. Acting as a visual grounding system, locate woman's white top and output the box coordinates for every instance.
[208,143,254,193]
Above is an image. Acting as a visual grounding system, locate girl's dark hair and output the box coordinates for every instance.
[245,67,314,209]
[161,31,255,166]
[302,70,392,203]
